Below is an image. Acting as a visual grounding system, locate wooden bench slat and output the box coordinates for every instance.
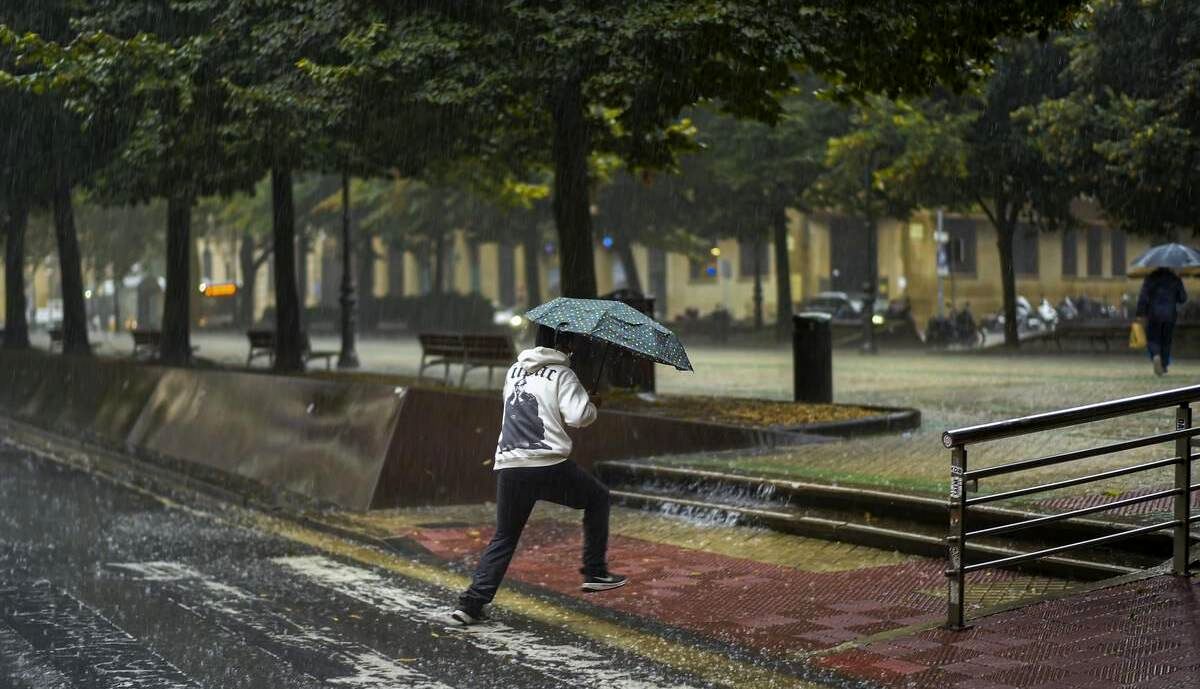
[418,332,514,387]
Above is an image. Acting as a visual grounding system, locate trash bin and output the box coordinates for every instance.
[600,290,656,393]
[793,312,832,403]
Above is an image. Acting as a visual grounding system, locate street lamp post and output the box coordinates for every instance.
[338,173,360,369]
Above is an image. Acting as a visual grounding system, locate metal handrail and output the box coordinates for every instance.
[943,386,1200,630]
[965,427,1200,480]
[958,520,1180,574]
[966,456,1179,506]
[943,384,1200,448]
[964,487,1184,540]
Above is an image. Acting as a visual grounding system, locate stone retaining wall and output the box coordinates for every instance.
[0,351,822,510]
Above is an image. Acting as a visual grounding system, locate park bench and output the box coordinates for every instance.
[245,329,338,370]
[47,327,101,353]
[128,329,200,361]
[1052,320,1130,352]
[130,329,162,359]
[418,332,515,387]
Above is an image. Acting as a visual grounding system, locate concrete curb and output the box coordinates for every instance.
[781,404,922,438]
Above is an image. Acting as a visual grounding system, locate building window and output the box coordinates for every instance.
[1061,229,1077,277]
[689,257,718,282]
[1014,224,1039,277]
[738,239,770,279]
[944,218,976,275]
[1111,229,1126,277]
[1086,227,1103,277]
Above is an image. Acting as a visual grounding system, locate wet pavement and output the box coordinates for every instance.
[330,505,1077,656]
[3,425,1198,688]
[817,572,1200,688]
[0,442,729,689]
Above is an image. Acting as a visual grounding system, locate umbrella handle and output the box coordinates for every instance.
[591,342,610,395]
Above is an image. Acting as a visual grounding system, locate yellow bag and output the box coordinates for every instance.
[1130,321,1147,350]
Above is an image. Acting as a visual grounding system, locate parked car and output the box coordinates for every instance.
[801,291,864,322]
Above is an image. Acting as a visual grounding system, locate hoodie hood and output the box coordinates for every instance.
[517,346,569,373]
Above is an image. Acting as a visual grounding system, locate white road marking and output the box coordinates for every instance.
[0,584,197,689]
[109,562,452,689]
[274,555,698,689]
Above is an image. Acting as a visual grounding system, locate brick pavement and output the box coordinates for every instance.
[366,508,1068,655]
[369,511,1199,688]
[817,573,1200,689]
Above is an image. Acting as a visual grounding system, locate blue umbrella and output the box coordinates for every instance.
[1128,243,1200,277]
[525,297,693,372]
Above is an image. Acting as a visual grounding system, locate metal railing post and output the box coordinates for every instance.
[947,444,967,629]
[1175,403,1192,576]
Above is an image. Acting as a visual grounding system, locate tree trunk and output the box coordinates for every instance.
[772,207,793,340]
[522,226,542,307]
[338,173,359,369]
[296,229,309,330]
[388,244,405,297]
[271,167,304,372]
[997,220,1019,349]
[752,234,764,329]
[160,195,193,366]
[52,173,90,355]
[238,232,256,328]
[551,76,597,298]
[432,231,446,296]
[3,200,30,349]
[614,235,643,294]
[112,266,123,333]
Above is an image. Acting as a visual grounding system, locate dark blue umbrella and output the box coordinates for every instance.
[525,297,693,371]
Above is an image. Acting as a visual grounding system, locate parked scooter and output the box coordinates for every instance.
[926,303,983,348]
[1036,297,1059,331]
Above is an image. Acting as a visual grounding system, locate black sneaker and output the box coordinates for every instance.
[581,572,628,592]
[448,608,487,626]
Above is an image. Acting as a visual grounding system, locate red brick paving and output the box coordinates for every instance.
[817,574,1200,688]
[404,520,1200,688]
[404,520,1016,655]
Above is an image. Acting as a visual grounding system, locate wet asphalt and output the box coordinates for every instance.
[0,442,715,689]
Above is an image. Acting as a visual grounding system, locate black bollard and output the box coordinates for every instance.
[793,312,832,403]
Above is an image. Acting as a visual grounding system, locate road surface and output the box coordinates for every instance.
[0,439,724,689]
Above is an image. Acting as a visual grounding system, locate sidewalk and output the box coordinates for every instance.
[818,572,1198,688]
[322,503,1187,688]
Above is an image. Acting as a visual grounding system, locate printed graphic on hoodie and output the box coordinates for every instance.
[498,379,552,452]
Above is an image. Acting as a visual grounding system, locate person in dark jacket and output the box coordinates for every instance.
[1136,267,1188,375]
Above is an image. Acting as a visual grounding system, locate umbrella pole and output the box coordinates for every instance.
[591,342,610,394]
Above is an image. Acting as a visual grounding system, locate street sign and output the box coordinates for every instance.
[936,244,950,277]
[202,282,238,298]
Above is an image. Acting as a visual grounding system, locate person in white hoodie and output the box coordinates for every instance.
[451,331,626,625]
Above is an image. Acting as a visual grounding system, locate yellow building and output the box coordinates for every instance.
[0,204,1168,336]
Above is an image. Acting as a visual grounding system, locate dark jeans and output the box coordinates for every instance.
[458,461,610,614]
[1147,319,1176,369]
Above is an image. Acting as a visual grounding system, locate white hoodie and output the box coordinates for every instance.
[494,347,597,470]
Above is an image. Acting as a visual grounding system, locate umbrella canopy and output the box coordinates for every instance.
[1128,243,1200,277]
[525,297,693,371]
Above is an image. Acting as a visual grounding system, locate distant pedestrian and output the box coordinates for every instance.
[1136,267,1187,376]
[450,331,626,626]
